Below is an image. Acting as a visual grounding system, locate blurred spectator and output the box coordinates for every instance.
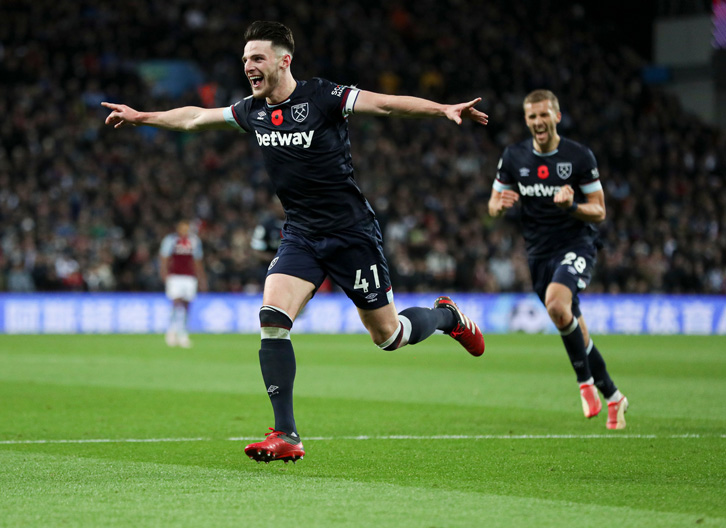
[6,259,35,292]
[425,238,457,290]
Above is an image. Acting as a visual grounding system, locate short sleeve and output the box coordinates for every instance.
[159,235,174,257]
[578,148,602,194]
[313,78,360,121]
[493,148,517,192]
[226,97,254,133]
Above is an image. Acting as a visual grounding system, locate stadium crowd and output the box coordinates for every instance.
[1,0,725,295]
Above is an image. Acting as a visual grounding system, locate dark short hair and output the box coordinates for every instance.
[244,21,295,56]
[523,89,560,113]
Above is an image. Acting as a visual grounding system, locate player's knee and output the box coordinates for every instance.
[259,305,293,340]
[546,298,571,326]
[369,321,397,344]
[374,316,412,351]
[375,323,402,351]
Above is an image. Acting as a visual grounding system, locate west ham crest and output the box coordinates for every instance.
[556,162,573,180]
[291,103,309,123]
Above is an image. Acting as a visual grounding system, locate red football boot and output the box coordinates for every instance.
[434,296,485,357]
[244,428,305,464]
[607,395,629,430]
[579,383,602,418]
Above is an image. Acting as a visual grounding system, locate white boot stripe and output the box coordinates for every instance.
[444,301,479,334]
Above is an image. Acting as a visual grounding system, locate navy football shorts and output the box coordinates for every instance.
[528,246,597,319]
[266,220,394,310]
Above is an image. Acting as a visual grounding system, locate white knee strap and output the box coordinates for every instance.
[260,305,293,340]
[376,315,412,350]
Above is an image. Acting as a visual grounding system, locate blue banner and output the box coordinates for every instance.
[0,293,725,335]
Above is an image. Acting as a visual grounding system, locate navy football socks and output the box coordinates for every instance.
[398,306,455,344]
[587,340,617,398]
[559,318,592,383]
[259,339,297,436]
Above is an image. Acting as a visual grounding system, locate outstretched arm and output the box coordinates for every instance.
[353,91,488,125]
[101,102,231,132]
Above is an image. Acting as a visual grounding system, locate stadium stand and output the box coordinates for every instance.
[1,0,724,294]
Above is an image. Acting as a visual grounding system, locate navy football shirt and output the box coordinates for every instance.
[494,137,603,257]
[223,78,375,234]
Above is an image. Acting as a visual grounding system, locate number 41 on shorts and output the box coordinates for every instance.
[354,265,381,293]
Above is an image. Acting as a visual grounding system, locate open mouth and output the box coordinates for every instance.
[249,75,263,89]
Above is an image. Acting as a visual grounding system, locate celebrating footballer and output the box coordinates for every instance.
[103,21,489,463]
[488,89,628,430]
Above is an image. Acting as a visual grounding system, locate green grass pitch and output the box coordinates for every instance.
[1,333,725,527]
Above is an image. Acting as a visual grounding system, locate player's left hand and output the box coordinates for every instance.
[101,102,140,128]
[554,185,574,208]
[445,98,489,125]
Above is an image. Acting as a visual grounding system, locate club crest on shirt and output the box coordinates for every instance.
[291,103,309,123]
[557,162,573,180]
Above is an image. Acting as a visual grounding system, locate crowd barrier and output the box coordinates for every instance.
[1,293,725,335]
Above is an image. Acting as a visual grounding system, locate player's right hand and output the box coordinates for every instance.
[499,190,519,210]
[101,102,140,128]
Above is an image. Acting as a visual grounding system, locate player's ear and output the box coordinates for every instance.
[555,112,562,123]
[280,53,292,69]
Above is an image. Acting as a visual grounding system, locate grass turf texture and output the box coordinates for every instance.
[1,333,725,527]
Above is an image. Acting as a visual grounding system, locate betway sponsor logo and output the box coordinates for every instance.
[517,182,560,197]
[255,130,314,148]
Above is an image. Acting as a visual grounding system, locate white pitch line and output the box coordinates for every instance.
[1,434,724,445]
[0,437,207,445]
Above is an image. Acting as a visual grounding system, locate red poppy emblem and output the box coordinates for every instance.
[537,165,549,179]
[271,109,283,126]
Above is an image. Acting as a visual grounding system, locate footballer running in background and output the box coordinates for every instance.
[159,220,207,348]
[488,89,628,430]
[103,21,488,463]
